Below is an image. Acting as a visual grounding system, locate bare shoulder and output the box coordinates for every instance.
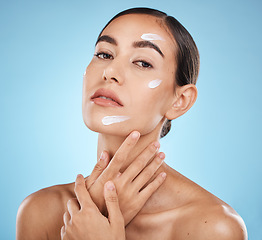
[160,165,247,240]
[174,202,248,240]
[16,182,75,240]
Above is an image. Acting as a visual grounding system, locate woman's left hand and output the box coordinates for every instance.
[61,174,125,240]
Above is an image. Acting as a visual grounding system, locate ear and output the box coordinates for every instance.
[165,84,197,120]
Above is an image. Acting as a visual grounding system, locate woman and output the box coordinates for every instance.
[16,7,247,240]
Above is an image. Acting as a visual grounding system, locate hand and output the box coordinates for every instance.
[87,131,167,225]
[61,174,125,240]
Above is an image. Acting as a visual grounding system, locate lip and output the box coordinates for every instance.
[90,88,123,107]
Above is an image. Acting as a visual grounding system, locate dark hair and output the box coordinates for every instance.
[97,7,200,138]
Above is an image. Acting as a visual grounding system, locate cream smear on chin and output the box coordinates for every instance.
[102,116,130,126]
[148,79,162,89]
[141,33,165,41]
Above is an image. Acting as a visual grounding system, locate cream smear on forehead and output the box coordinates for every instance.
[148,79,162,89]
[102,116,130,126]
[141,33,165,41]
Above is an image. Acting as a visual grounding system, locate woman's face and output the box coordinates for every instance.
[82,14,177,136]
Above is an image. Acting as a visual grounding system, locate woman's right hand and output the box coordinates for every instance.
[86,131,166,226]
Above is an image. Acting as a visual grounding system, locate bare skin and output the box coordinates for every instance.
[61,176,126,240]
[16,13,247,240]
[17,132,168,240]
[126,165,247,240]
[16,137,247,240]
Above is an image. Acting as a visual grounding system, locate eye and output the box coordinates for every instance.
[94,52,113,60]
[134,60,153,69]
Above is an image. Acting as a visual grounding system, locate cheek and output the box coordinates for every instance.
[82,63,103,97]
[148,79,162,89]
[126,84,171,134]
[83,67,87,76]
[82,75,91,105]
[129,76,171,110]
[84,60,104,81]
[101,116,130,125]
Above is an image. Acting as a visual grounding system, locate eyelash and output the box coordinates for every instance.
[94,52,113,60]
[94,51,153,69]
[134,60,153,68]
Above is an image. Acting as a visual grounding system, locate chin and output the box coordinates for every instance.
[83,117,162,140]
[83,116,134,137]
[82,106,164,137]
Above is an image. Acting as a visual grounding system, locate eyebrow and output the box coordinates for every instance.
[133,40,164,58]
[95,35,164,58]
[95,35,117,46]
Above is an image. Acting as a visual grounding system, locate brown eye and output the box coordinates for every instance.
[135,60,153,68]
[95,52,113,60]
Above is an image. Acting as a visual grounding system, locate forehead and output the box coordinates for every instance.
[101,14,176,51]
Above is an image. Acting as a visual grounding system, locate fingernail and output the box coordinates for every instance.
[100,151,106,161]
[159,152,165,160]
[161,172,167,179]
[77,174,83,179]
[153,142,160,149]
[116,172,122,178]
[106,181,115,191]
[131,131,140,139]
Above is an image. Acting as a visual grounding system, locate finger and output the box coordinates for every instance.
[63,211,70,225]
[121,141,160,182]
[86,151,110,189]
[140,172,167,201]
[133,152,165,190]
[67,198,80,216]
[101,131,140,178]
[104,181,124,229]
[75,174,97,209]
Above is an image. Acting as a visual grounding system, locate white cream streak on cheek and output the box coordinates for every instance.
[141,33,165,41]
[148,79,162,89]
[102,116,130,125]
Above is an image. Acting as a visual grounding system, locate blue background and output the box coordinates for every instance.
[1,0,261,239]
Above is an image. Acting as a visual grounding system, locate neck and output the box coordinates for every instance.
[95,121,182,214]
[97,125,162,172]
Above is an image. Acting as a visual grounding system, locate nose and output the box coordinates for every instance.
[102,59,124,85]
